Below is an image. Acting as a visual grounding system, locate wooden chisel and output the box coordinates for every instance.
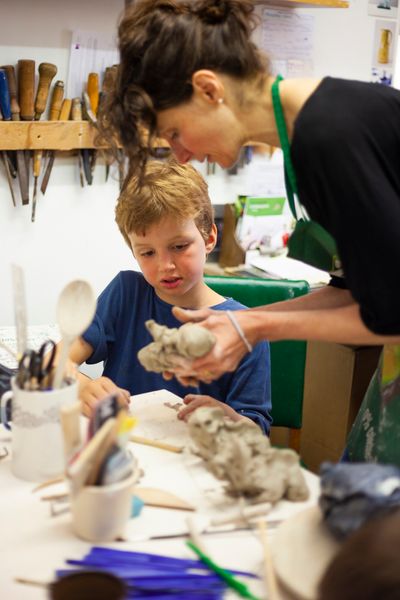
[81,92,95,185]
[100,66,117,182]
[31,63,57,221]
[87,72,99,115]
[40,80,64,195]
[34,62,57,120]
[87,73,99,181]
[2,65,29,205]
[18,59,36,205]
[87,73,100,180]
[59,98,72,121]
[33,97,71,220]
[31,149,42,222]
[71,97,85,187]
[0,70,17,206]
[0,67,17,179]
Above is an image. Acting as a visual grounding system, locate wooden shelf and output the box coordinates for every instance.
[0,121,280,153]
[0,121,171,151]
[0,121,97,150]
[255,0,349,7]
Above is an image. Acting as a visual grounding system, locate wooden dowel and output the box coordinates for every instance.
[257,519,280,600]
[130,435,183,454]
[14,577,48,588]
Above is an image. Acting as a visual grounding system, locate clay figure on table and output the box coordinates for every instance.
[188,406,309,504]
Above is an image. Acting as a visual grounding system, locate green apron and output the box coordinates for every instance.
[272,76,400,466]
[346,345,400,465]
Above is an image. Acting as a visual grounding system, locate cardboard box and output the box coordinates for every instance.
[300,342,381,473]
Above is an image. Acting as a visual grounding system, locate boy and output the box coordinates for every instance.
[69,160,272,433]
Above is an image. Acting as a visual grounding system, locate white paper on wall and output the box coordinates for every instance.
[260,8,315,77]
[66,30,119,99]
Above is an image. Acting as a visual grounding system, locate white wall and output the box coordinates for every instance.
[0,0,396,327]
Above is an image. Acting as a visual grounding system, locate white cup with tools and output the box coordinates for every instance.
[0,376,78,482]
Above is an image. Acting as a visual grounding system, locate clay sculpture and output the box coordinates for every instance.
[137,319,216,373]
[188,406,309,504]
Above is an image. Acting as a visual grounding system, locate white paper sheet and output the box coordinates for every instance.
[260,8,315,77]
[66,30,119,98]
[249,253,330,287]
[129,389,188,446]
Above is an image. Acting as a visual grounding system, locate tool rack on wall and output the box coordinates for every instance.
[0,121,95,151]
[0,122,168,151]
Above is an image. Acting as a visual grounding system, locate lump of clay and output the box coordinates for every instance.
[319,461,400,540]
[188,406,309,504]
[137,319,215,373]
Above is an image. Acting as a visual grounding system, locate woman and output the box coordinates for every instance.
[101,0,400,464]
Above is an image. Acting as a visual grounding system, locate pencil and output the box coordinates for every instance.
[186,540,261,600]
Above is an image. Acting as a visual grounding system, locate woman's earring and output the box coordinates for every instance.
[218,98,224,104]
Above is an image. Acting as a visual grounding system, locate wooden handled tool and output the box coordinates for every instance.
[34,63,57,120]
[1,65,20,119]
[18,60,36,206]
[31,63,58,220]
[40,81,64,195]
[31,149,42,222]
[71,97,85,187]
[101,67,117,182]
[0,69,17,206]
[18,59,35,121]
[87,72,99,116]
[48,80,64,121]
[81,92,95,186]
[59,98,71,121]
[85,73,100,184]
[2,65,29,205]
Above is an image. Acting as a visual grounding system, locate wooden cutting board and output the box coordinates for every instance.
[271,507,341,600]
[135,487,195,511]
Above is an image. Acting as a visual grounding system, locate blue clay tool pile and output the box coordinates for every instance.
[56,546,257,599]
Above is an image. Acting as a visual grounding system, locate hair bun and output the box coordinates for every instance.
[194,0,231,24]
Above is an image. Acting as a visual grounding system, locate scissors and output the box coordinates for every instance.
[17,339,57,390]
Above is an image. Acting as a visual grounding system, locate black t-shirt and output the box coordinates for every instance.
[291,77,400,335]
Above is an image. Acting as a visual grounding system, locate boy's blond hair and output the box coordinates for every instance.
[116,160,214,247]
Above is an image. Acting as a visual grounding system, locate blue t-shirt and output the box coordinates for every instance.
[82,271,272,433]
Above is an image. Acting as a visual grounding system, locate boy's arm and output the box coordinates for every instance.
[177,340,271,433]
[178,393,256,426]
[55,337,130,418]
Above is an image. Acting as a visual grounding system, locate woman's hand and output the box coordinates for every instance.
[166,306,256,382]
[178,394,244,422]
[79,376,130,418]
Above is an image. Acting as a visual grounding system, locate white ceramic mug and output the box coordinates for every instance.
[0,377,78,482]
[69,467,139,542]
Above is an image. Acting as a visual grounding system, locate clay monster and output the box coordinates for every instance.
[138,319,216,373]
[188,406,309,504]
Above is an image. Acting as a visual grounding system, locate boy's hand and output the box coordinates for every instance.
[178,394,244,422]
[79,376,130,418]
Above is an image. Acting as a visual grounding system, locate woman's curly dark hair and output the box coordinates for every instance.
[97,0,267,180]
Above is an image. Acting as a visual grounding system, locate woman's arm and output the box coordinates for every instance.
[170,287,400,382]
[250,285,355,312]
